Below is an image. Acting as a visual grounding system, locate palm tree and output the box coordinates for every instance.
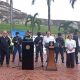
[58,21,75,38]
[10,0,13,37]
[25,13,41,36]
[58,21,74,32]
[32,0,54,32]
[70,0,76,8]
[32,0,77,32]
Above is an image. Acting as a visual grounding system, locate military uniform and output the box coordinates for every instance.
[34,36,43,62]
[12,34,22,62]
[23,35,32,41]
[73,34,79,64]
[55,34,64,63]
[34,32,43,67]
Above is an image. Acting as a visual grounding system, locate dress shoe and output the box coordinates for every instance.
[0,64,3,67]
[35,60,38,62]
[62,61,64,63]
[76,62,79,64]
[46,60,48,62]
[71,66,74,68]
[19,59,22,62]
[12,60,14,62]
[7,64,9,67]
[66,66,70,68]
[42,64,43,67]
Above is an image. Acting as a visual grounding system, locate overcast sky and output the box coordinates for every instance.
[2,0,80,21]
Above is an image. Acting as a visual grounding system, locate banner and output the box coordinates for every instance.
[11,30,26,38]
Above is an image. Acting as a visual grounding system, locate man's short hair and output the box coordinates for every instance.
[3,30,7,33]
[37,32,41,36]
[16,32,19,35]
[58,33,61,36]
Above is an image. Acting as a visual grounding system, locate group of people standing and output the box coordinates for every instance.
[34,31,79,68]
[0,30,32,67]
[0,30,79,69]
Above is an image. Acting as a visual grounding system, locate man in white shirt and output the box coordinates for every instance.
[43,31,56,62]
[65,34,76,68]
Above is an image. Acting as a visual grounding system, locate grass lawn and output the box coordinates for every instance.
[0,23,63,34]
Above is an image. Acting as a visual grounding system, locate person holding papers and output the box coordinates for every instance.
[65,34,76,68]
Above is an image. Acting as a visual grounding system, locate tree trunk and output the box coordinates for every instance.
[48,0,51,31]
[10,0,13,37]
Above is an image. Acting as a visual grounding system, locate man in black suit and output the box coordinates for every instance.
[0,31,11,67]
[55,33,65,63]
[34,32,43,67]
[12,32,22,62]
[73,31,79,64]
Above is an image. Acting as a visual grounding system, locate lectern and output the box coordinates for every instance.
[46,41,57,71]
[22,40,34,70]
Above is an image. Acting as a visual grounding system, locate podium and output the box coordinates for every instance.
[46,41,57,71]
[22,40,34,70]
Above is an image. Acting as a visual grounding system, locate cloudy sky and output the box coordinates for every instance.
[2,0,80,21]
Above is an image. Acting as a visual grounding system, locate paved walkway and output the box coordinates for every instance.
[0,53,80,80]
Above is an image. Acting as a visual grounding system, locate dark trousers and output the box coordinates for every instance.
[75,47,79,64]
[0,48,10,65]
[9,46,13,54]
[0,50,1,64]
[35,46,43,62]
[12,46,22,62]
[55,47,64,63]
[66,53,75,68]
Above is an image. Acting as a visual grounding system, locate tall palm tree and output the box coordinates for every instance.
[58,21,75,38]
[58,21,73,32]
[25,13,41,36]
[70,0,76,8]
[32,0,77,31]
[32,0,54,32]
